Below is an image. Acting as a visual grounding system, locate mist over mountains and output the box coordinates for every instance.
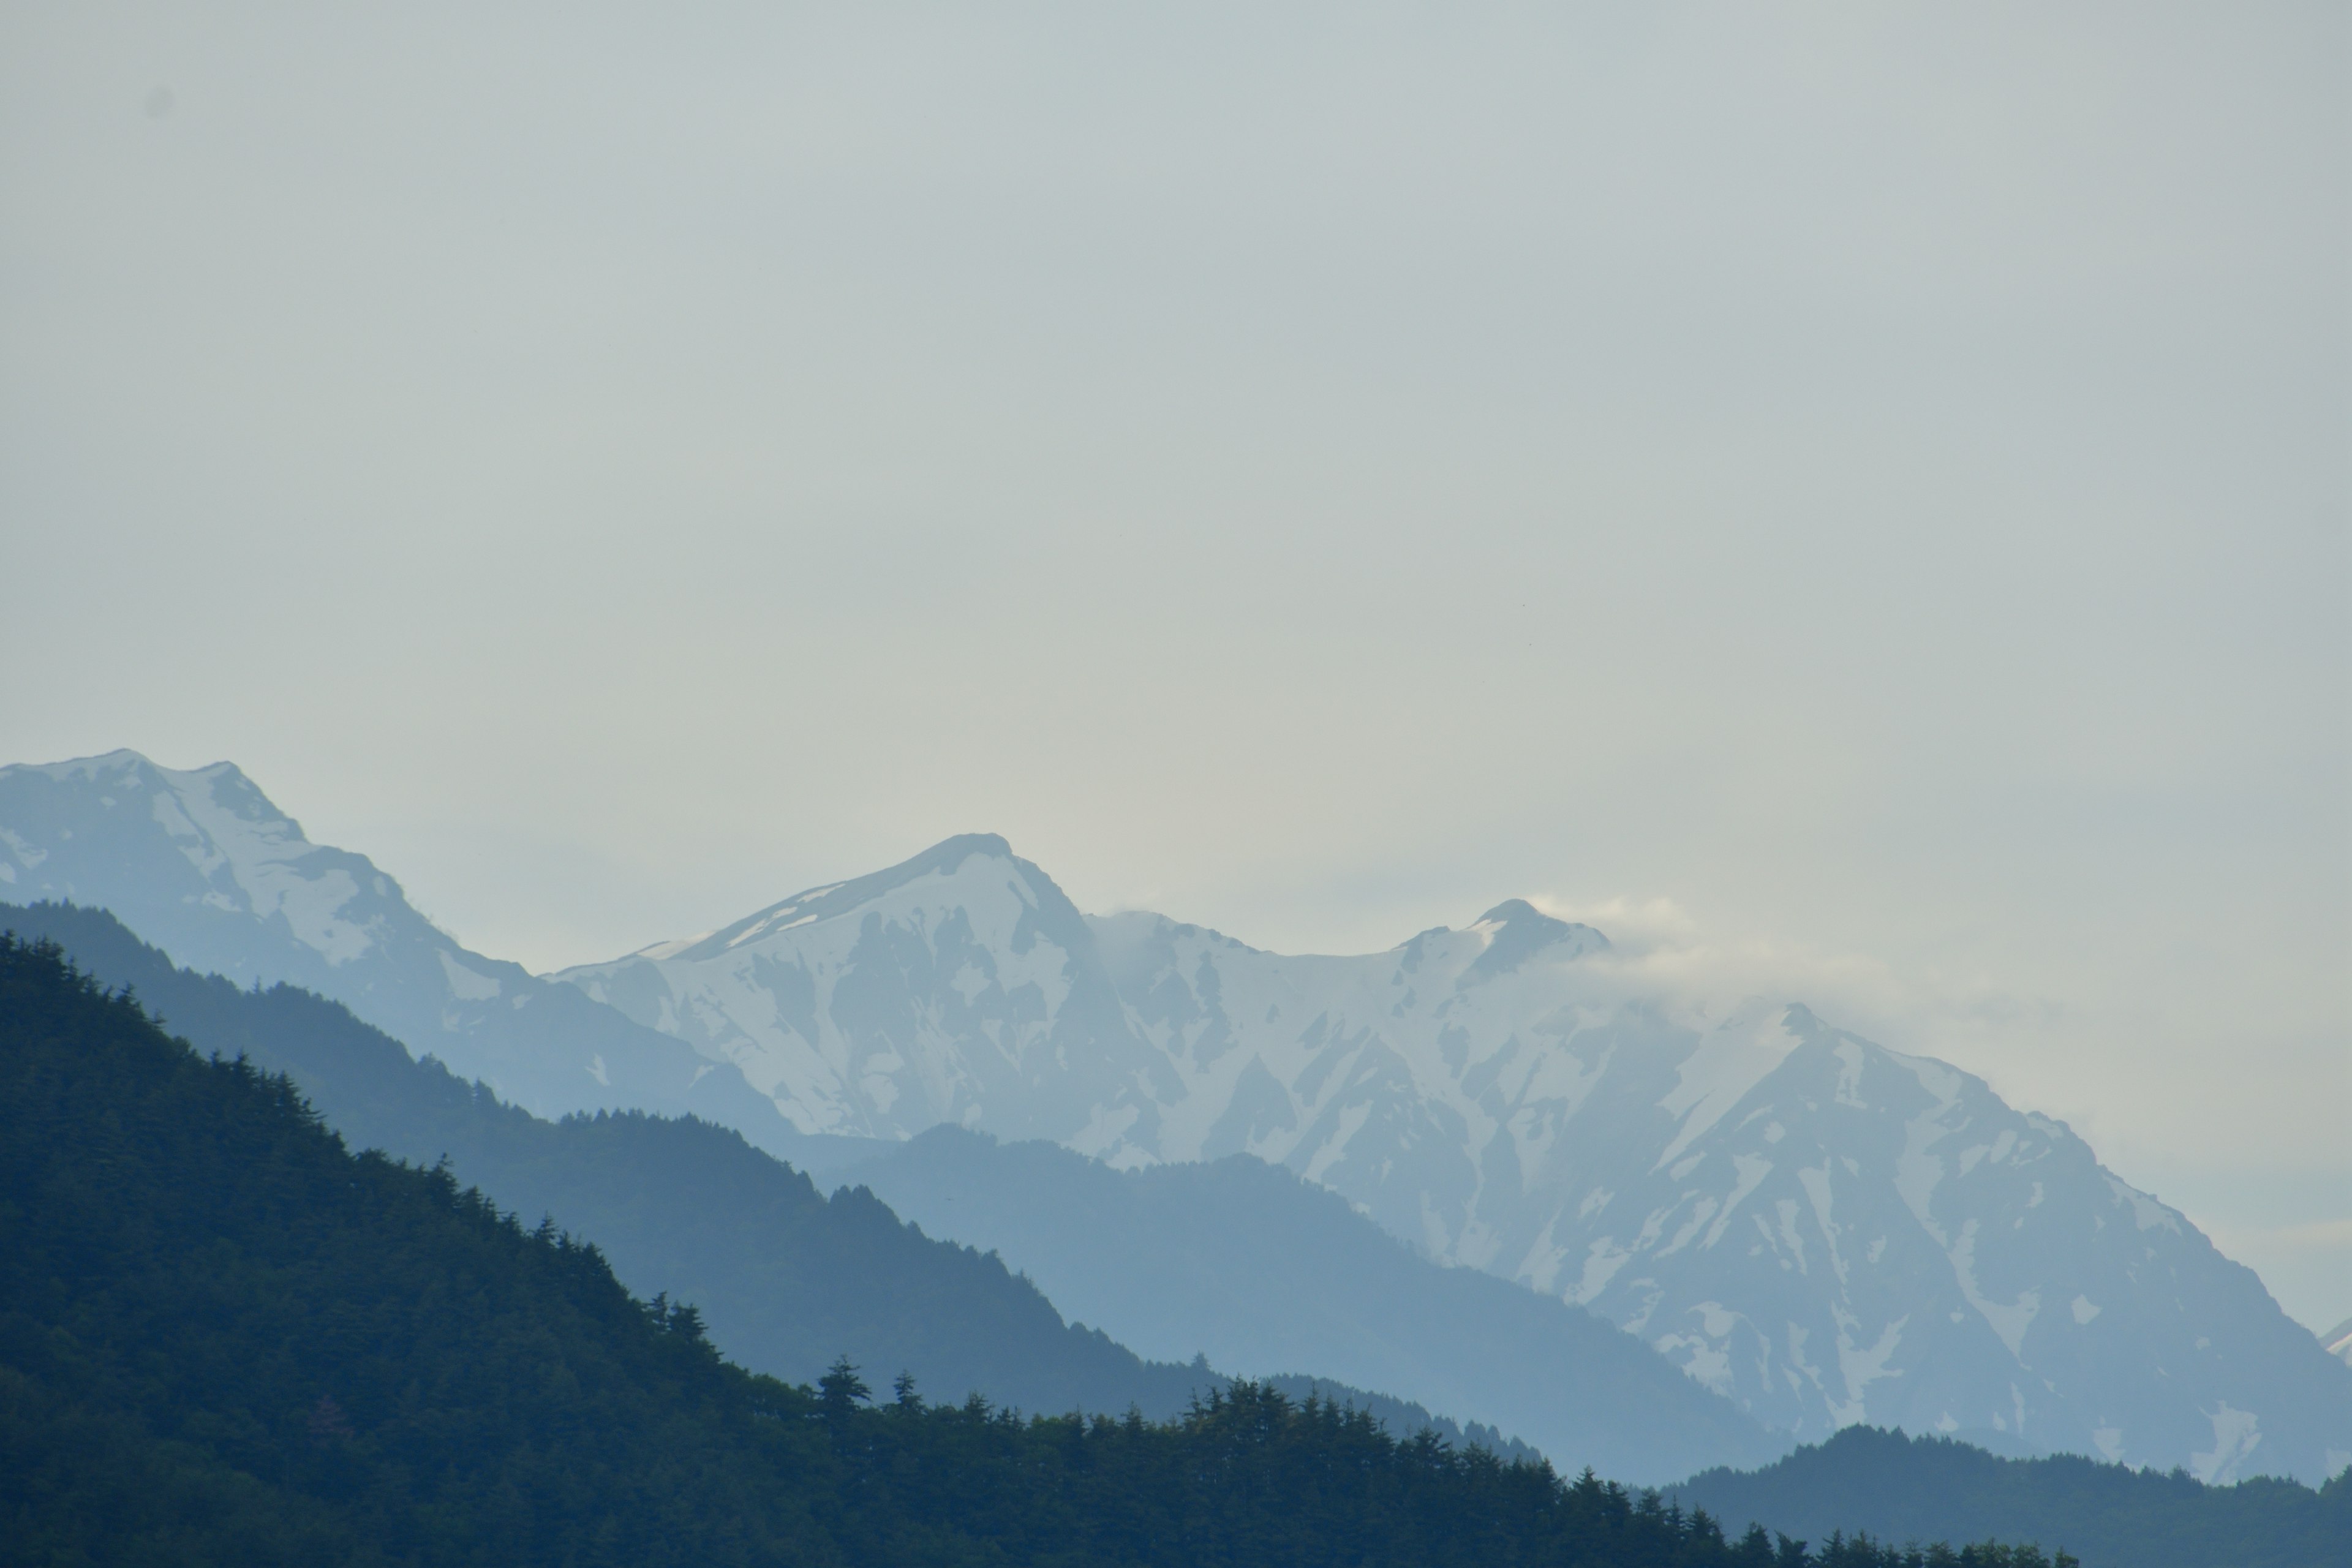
[3,748,2346,1486]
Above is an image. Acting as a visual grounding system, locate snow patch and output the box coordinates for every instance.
[2105,1175,2185,1235]
[1830,1308,1906,1427]
[1655,1012,1803,1167]
[1798,1164,1848,1286]
[1565,1237,1632,1306]
[1070,1101,1142,1161]
[438,950,502,1002]
[1516,1216,1572,1295]
[1702,1155,1774,1250]
[1660,1332,1735,1395]
[1302,1101,1371,1184]
[1831,1039,1867,1107]
[1946,1218,2040,1360]
[2189,1404,2262,1483]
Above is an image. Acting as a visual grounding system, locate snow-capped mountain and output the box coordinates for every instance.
[560,834,2352,1483]
[0,752,782,1137]
[564,834,1174,1147]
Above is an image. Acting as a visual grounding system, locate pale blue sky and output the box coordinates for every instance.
[4,3,2345,1326]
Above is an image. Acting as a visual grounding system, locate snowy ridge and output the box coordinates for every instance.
[0,752,782,1137]
[564,835,2352,1483]
[0,751,403,969]
[564,835,1172,1147]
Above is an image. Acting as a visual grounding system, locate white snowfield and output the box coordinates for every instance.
[4,756,2348,1483]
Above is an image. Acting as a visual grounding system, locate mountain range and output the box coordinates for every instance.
[10,932,1762,1568]
[4,749,2346,1483]
[555,833,2352,1483]
[0,897,1555,1470]
[13,901,2345,1567]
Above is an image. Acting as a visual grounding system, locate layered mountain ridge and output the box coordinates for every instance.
[558,833,2352,1483]
[6,752,2346,1483]
[827,1123,1774,1480]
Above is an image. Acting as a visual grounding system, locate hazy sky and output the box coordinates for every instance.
[4,4,2346,1328]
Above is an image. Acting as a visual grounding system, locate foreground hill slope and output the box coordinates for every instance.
[2,900,1542,1461]
[845,1124,1778,1482]
[2,932,2018,1567]
[1668,1427,2351,1568]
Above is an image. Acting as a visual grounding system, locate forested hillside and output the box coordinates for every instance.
[0,900,1535,1460]
[1670,1427,2351,1568]
[0,932,2061,1565]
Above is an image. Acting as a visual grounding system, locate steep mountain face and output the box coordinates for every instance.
[562,833,1178,1149]
[0,752,783,1139]
[564,836,2352,1484]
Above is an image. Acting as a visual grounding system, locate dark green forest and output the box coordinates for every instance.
[0,899,1534,1462]
[1672,1425,2351,1568]
[2,931,2071,1566]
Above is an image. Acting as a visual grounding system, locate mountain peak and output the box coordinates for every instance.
[910,832,1014,865]
[1467,899,1609,979]
[648,832,1039,963]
